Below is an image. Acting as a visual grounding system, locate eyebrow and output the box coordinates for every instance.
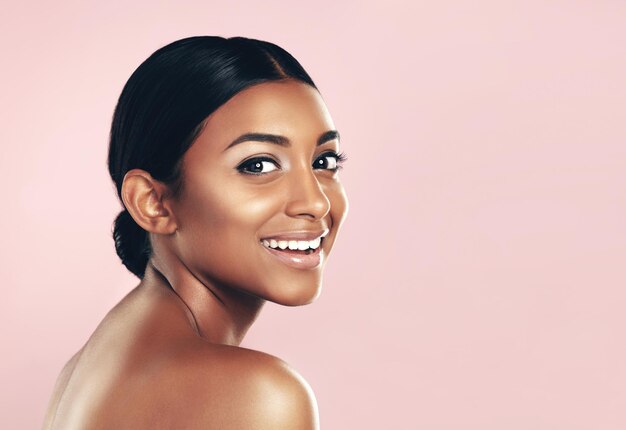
[223,130,340,151]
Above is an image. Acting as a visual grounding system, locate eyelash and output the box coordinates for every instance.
[237,151,348,176]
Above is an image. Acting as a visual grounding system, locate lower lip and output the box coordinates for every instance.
[260,241,323,270]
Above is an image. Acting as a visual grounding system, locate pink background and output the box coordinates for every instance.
[2,1,626,428]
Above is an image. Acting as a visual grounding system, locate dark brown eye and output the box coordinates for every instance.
[237,157,279,175]
[314,152,341,170]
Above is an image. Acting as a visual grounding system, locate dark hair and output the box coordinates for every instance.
[107,36,317,279]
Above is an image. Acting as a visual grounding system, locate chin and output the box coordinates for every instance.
[268,280,323,307]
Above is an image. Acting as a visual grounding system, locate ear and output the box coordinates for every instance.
[121,169,178,235]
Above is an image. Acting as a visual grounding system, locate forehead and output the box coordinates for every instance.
[199,80,335,148]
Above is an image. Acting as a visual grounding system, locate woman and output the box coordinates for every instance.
[43,36,348,429]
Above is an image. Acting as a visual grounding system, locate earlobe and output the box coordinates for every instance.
[121,169,178,235]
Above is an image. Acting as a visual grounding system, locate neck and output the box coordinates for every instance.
[141,251,266,347]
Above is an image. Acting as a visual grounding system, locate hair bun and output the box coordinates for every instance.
[112,209,151,278]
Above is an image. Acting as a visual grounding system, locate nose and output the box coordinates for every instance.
[284,166,331,220]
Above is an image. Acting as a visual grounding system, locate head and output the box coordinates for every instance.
[108,36,348,306]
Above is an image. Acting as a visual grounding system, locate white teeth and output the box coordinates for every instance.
[261,236,324,251]
[310,237,321,249]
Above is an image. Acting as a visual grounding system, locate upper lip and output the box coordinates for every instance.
[260,229,329,241]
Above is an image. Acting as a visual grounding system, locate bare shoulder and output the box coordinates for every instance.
[165,342,320,429]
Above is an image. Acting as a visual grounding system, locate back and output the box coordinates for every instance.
[42,284,319,429]
[41,283,182,428]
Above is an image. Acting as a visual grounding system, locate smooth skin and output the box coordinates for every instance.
[42,80,349,429]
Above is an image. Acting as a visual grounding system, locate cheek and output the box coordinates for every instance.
[210,183,287,233]
[178,181,301,299]
[176,179,285,270]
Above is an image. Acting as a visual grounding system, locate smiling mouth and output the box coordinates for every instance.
[260,237,324,254]
[259,236,326,270]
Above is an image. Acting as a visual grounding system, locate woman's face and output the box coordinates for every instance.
[169,80,348,306]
